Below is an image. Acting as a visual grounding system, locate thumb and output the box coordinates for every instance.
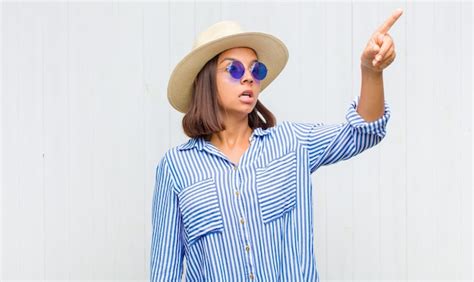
[370,41,380,55]
[375,32,385,45]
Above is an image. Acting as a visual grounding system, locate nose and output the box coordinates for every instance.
[240,68,254,85]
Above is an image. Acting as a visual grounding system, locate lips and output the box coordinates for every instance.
[239,90,254,104]
[239,90,254,98]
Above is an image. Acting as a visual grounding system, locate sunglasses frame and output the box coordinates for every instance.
[224,59,268,81]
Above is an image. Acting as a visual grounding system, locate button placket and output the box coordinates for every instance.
[233,165,256,280]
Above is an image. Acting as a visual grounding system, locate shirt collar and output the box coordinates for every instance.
[177,127,271,151]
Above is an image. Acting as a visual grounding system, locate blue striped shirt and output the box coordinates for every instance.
[150,96,390,281]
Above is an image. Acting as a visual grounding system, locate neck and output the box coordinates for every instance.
[210,115,252,149]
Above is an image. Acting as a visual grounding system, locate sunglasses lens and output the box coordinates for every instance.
[227,61,245,79]
[252,61,267,80]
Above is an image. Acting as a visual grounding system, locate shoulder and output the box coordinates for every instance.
[257,121,306,138]
[159,138,198,162]
[254,121,294,135]
[159,138,204,170]
[155,140,199,188]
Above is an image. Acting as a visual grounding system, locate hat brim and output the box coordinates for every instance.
[167,32,289,113]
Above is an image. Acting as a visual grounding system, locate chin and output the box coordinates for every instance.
[223,107,254,117]
[220,102,257,116]
[243,104,257,114]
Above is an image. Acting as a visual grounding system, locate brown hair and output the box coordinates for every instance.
[182,54,276,139]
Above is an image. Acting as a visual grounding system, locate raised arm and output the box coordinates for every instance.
[358,8,403,122]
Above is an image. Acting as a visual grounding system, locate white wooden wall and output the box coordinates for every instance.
[1,1,472,281]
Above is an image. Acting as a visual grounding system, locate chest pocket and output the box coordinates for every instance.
[178,178,224,246]
[256,151,298,224]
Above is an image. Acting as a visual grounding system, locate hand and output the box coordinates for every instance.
[360,8,403,73]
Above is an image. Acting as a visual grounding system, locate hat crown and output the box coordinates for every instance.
[192,21,244,49]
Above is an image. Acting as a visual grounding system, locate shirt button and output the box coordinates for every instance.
[235,191,240,197]
[233,165,238,171]
[249,273,255,280]
[240,218,245,224]
[245,245,250,252]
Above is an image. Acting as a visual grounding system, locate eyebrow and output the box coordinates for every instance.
[219,57,258,65]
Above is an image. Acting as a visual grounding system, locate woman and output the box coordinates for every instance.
[151,9,402,281]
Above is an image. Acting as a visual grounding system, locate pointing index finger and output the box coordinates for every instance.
[377,8,403,34]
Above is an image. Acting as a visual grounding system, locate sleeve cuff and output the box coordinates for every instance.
[345,95,391,138]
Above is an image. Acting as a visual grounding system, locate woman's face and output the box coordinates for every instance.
[216,47,261,116]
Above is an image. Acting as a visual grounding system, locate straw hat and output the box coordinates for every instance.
[167,20,289,113]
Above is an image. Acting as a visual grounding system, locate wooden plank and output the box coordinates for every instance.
[433,2,464,279]
[2,2,23,279]
[12,2,45,279]
[41,2,70,280]
[406,2,438,279]
[67,2,114,280]
[459,1,472,280]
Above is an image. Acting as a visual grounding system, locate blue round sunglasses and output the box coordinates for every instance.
[224,60,268,81]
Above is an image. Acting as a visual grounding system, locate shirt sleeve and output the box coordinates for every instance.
[150,155,185,281]
[291,96,391,173]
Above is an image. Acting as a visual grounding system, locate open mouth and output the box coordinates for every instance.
[239,90,254,98]
[239,90,254,104]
